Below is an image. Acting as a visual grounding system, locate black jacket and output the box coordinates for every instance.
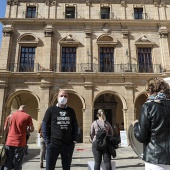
[134,100,170,165]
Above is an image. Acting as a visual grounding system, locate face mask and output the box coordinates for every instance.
[58,97,68,105]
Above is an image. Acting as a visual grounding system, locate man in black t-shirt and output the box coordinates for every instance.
[42,90,78,170]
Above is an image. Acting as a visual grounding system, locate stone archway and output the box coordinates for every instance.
[134,93,147,119]
[51,92,84,143]
[4,91,39,143]
[93,93,124,130]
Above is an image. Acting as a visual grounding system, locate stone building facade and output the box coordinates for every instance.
[0,0,170,143]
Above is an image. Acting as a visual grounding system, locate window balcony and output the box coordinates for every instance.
[53,63,162,73]
[9,63,44,72]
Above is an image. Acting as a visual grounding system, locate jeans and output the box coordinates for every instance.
[4,146,25,170]
[92,143,111,170]
[46,142,75,170]
[40,138,46,164]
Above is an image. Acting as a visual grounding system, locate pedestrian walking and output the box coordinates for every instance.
[133,78,170,170]
[42,90,78,170]
[3,105,34,170]
[90,109,114,170]
[38,123,46,168]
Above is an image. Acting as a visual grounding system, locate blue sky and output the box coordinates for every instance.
[0,0,6,48]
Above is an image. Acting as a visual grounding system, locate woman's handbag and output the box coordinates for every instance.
[0,144,7,166]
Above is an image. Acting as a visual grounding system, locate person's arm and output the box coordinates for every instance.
[134,103,151,143]
[27,116,34,133]
[90,122,95,140]
[71,109,78,143]
[42,107,52,145]
[4,116,9,131]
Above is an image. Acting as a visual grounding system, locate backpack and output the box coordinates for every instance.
[93,121,107,151]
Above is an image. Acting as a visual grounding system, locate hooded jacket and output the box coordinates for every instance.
[134,99,170,164]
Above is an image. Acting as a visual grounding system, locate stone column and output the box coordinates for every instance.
[84,25,92,71]
[13,0,19,18]
[154,1,159,20]
[0,80,8,143]
[6,0,12,18]
[121,1,126,19]
[83,77,93,143]
[121,29,130,70]
[0,25,13,71]
[38,78,52,123]
[124,82,135,131]
[45,1,50,18]
[50,1,57,19]
[158,26,170,71]
[44,24,54,70]
[160,2,167,20]
[85,1,90,19]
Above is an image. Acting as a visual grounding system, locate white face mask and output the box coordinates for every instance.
[58,96,68,105]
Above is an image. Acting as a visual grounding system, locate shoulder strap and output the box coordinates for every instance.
[96,120,102,130]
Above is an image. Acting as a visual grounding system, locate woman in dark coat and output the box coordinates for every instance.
[133,78,170,170]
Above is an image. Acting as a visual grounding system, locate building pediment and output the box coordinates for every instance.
[135,35,156,47]
[59,34,80,45]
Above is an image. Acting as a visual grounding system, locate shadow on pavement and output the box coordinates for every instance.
[116,163,144,169]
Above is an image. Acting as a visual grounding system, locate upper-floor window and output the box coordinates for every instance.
[137,48,152,72]
[134,8,143,19]
[61,47,76,72]
[100,47,114,72]
[101,7,110,19]
[26,7,36,18]
[65,7,76,18]
[20,47,35,72]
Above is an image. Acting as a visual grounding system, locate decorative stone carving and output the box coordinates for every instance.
[160,2,166,7]
[13,0,19,5]
[121,29,129,38]
[3,25,13,37]
[45,1,50,6]
[7,0,12,5]
[121,1,126,7]
[159,27,169,38]
[154,1,158,7]
[44,25,54,37]
[51,1,57,6]
[84,25,92,38]
[103,23,110,33]
[86,1,90,6]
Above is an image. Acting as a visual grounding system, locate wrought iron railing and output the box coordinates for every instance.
[54,63,162,73]
[9,63,44,72]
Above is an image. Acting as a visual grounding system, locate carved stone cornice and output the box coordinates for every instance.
[86,1,90,6]
[160,2,166,7]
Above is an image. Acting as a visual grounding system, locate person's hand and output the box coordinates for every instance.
[132,120,138,126]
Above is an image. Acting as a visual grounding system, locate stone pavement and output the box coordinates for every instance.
[22,143,145,170]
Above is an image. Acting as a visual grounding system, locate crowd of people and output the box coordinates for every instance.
[1,78,170,170]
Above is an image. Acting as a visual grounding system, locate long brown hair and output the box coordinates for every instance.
[97,109,106,121]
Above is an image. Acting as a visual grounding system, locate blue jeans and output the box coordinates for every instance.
[46,142,75,170]
[4,146,25,170]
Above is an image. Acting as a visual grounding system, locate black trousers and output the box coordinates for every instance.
[92,143,111,170]
[46,142,75,170]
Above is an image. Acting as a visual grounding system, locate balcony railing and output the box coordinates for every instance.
[9,63,44,72]
[53,63,162,73]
